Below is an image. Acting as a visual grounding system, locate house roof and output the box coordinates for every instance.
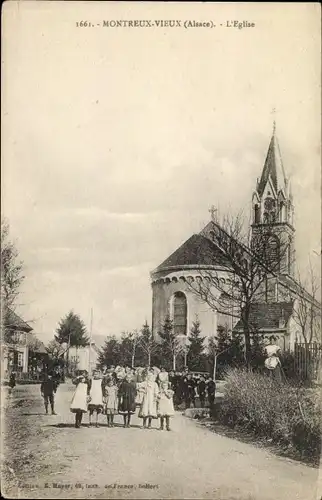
[5,309,33,333]
[233,301,294,332]
[257,132,287,197]
[153,234,227,273]
[24,332,47,353]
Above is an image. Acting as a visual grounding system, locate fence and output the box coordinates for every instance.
[294,342,322,383]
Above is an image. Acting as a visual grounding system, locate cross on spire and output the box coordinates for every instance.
[209,205,218,222]
[271,107,276,134]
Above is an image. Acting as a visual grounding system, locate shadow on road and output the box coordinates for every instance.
[21,413,47,416]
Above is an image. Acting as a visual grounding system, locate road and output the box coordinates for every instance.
[1,383,321,500]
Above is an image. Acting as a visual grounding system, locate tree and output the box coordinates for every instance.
[119,330,141,367]
[207,325,245,379]
[187,317,206,371]
[139,321,159,367]
[97,335,121,368]
[188,211,289,368]
[158,316,183,370]
[55,311,89,347]
[292,261,322,347]
[45,339,67,370]
[1,220,25,342]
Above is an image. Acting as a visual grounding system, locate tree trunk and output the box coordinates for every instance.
[242,306,252,370]
[173,354,176,371]
[148,351,151,367]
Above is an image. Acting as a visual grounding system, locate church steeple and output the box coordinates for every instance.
[251,123,295,279]
[252,123,294,227]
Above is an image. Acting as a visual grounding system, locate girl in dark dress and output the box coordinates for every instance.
[118,373,137,428]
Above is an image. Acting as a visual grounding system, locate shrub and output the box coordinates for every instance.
[218,368,321,460]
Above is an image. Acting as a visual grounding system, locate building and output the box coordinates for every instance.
[1,309,47,378]
[66,342,100,375]
[151,126,320,351]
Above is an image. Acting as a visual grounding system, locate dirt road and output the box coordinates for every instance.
[1,383,320,500]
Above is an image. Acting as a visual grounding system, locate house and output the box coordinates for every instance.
[1,309,47,378]
[65,342,100,375]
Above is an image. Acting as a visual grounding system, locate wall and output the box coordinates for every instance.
[151,268,229,341]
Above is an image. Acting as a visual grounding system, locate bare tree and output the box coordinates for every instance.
[120,330,141,368]
[292,260,322,346]
[139,321,159,367]
[188,211,290,368]
[158,316,184,370]
[1,220,25,342]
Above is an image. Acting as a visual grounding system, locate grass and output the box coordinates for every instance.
[212,368,321,465]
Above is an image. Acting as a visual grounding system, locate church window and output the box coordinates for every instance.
[254,204,260,223]
[279,202,284,222]
[263,212,269,223]
[265,277,268,302]
[265,234,280,271]
[173,292,187,336]
[287,237,292,274]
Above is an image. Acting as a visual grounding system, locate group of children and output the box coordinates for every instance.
[69,366,175,430]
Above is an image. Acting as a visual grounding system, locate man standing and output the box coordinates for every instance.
[197,375,206,408]
[183,373,196,409]
[206,376,216,416]
[40,372,58,415]
[8,371,16,395]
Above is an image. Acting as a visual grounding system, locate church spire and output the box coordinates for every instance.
[256,124,287,198]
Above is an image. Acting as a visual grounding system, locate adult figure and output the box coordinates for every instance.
[8,371,16,395]
[206,376,216,416]
[264,345,282,382]
[197,375,206,408]
[183,373,196,409]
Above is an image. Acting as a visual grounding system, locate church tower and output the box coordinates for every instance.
[251,123,295,301]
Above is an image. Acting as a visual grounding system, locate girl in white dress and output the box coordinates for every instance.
[138,370,159,429]
[70,370,90,428]
[104,378,118,427]
[157,381,175,431]
[87,370,104,427]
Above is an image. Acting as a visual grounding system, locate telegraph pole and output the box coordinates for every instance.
[88,308,93,377]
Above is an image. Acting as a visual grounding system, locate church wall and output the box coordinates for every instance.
[151,270,220,341]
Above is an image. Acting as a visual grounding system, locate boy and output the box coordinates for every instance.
[40,372,58,415]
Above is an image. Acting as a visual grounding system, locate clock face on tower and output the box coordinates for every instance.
[264,197,276,212]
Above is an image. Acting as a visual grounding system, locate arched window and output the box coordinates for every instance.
[287,236,292,274]
[173,292,187,336]
[254,204,260,223]
[265,234,280,271]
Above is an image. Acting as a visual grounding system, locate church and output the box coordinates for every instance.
[150,126,320,352]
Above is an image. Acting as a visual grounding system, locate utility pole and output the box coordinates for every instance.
[89,308,93,377]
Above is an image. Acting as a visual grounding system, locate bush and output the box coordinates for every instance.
[218,368,321,460]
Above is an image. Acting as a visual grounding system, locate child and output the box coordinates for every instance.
[104,377,118,427]
[40,372,58,415]
[118,373,137,428]
[138,370,159,429]
[70,370,90,428]
[87,370,104,427]
[157,381,175,431]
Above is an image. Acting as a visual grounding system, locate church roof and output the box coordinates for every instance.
[153,233,227,273]
[233,301,294,332]
[257,132,287,197]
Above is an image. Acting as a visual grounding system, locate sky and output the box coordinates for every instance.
[2,2,321,347]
